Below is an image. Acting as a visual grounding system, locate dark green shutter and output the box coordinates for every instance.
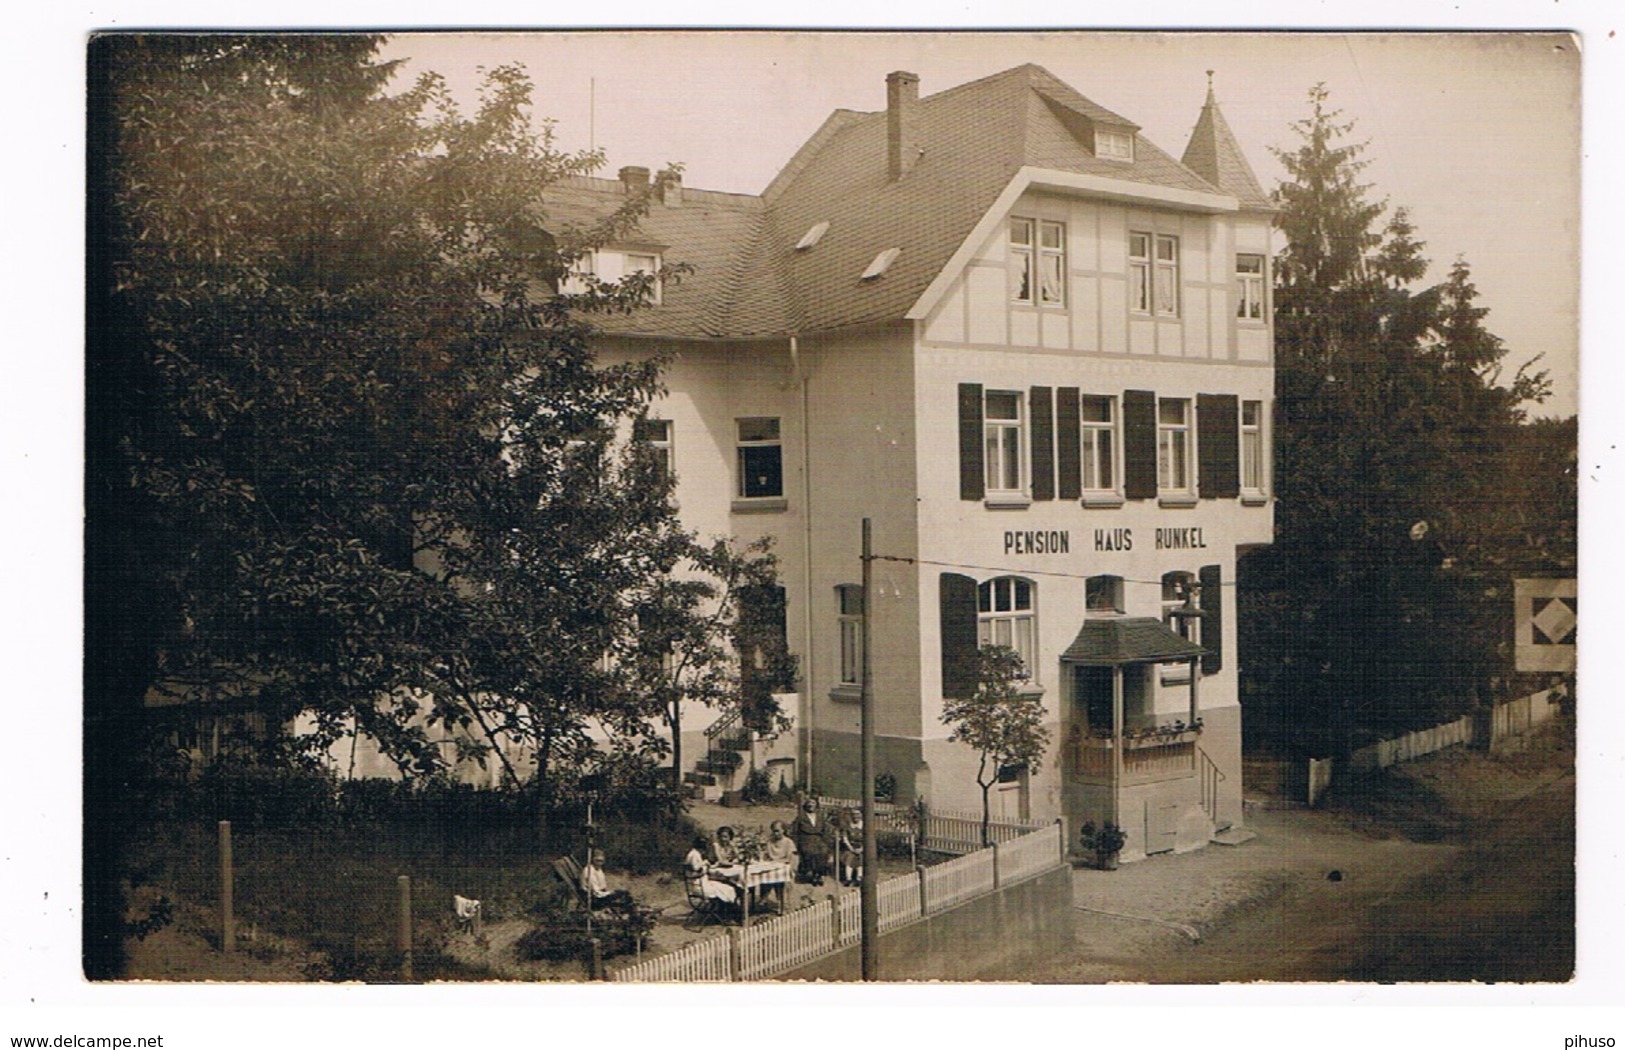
[958,383,984,501]
[1056,387,1081,500]
[1199,564,1222,675]
[1030,386,1054,501]
[1197,393,1239,500]
[1123,389,1157,500]
[939,573,979,699]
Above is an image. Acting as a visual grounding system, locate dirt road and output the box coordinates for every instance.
[1030,722,1575,984]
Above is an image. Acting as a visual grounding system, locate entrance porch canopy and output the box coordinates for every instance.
[1059,619,1206,827]
[1059,617,1206,666]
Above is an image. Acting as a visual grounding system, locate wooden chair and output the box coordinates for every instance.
[552,856,591,911]
[682,874,734,930]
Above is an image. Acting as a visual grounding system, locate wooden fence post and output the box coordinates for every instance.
[590,937,604,981]
[991,841,1001,888]
[728,926,744,982]
[217,820,234,954]
[916,866,929,917]
[397,875,413,981]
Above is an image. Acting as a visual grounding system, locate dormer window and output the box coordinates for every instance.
[1095,128,1134,162]
[796,221,830,250]
[562,248,663,302]
[623,252,661,304]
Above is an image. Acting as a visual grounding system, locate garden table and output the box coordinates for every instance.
[712,859,794,926]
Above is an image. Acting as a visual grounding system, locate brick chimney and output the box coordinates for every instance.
[660,172,684,207]
[618,165,651,193]
[886,71,921,181]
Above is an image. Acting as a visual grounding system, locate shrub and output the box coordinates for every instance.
[514,909,651,963]
[740,767,775,804]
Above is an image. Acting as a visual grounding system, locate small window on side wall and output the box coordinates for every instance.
[1241,400,1266,496]
[1086,575,1124,617]
[836,584,864,688]
[633,418,673,479]
[736,418,783,500]
[1236,254,1265,321]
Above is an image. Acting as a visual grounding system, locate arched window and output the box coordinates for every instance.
[978,576,1036,677]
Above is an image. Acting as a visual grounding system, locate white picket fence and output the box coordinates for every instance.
[919,807,1047,854]
[996,823,1064,886]
[612,820,1064,982]
[921,847,996,912]
[877,871,922,933]
[613,932,731,982]
[737,897,835,980]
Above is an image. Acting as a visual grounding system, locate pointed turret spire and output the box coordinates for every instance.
[1181,73,1272,210]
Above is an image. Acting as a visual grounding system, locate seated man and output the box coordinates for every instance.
[579,849,637,912]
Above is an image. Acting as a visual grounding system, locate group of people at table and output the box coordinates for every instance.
[683,799,866,917]
[577,799,868,924]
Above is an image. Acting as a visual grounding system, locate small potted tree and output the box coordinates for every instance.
[1079,821,1128,871]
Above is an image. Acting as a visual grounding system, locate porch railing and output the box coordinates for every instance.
[1198,747,1225,828]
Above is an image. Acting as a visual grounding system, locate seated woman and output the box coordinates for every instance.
[579,848,637,912]
[763,820,797,867]
[684,835,738,905]
[760,820,797,912]
[709,825,739,866]
[838,810,864,887]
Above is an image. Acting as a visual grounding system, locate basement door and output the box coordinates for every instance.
[1145,799,1179,855]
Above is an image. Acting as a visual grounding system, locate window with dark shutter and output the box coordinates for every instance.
[1197,394,1239,499]
[1030,386,1054,501]
[1199,564,1222,675]
[1123,389,1157,500]
[1056,387,1081,500]
[958,383,984,501]
[939,573,979,699]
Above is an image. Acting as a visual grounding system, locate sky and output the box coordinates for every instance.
[378,30,1581,417]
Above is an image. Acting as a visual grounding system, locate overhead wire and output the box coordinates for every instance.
[863,553,1242,588]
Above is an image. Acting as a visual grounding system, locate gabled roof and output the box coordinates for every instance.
[1060,617,1207,665]
[759,64,1231,335]
[551,64,1261,341]
[1180,81,1273,212]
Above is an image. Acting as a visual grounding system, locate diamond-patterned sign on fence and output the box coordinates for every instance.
[1515,579,1576,672]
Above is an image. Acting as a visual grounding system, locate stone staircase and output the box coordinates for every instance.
[682,709,753,800]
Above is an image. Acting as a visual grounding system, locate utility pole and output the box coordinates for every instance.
[860,518,879,980]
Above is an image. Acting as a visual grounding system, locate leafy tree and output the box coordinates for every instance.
[86,34,682,975]
[622,537,796,801]
[940,647,1051,846]
[1240,84,1560,759]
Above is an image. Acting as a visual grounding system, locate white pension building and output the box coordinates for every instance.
[559,64,1276,861]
